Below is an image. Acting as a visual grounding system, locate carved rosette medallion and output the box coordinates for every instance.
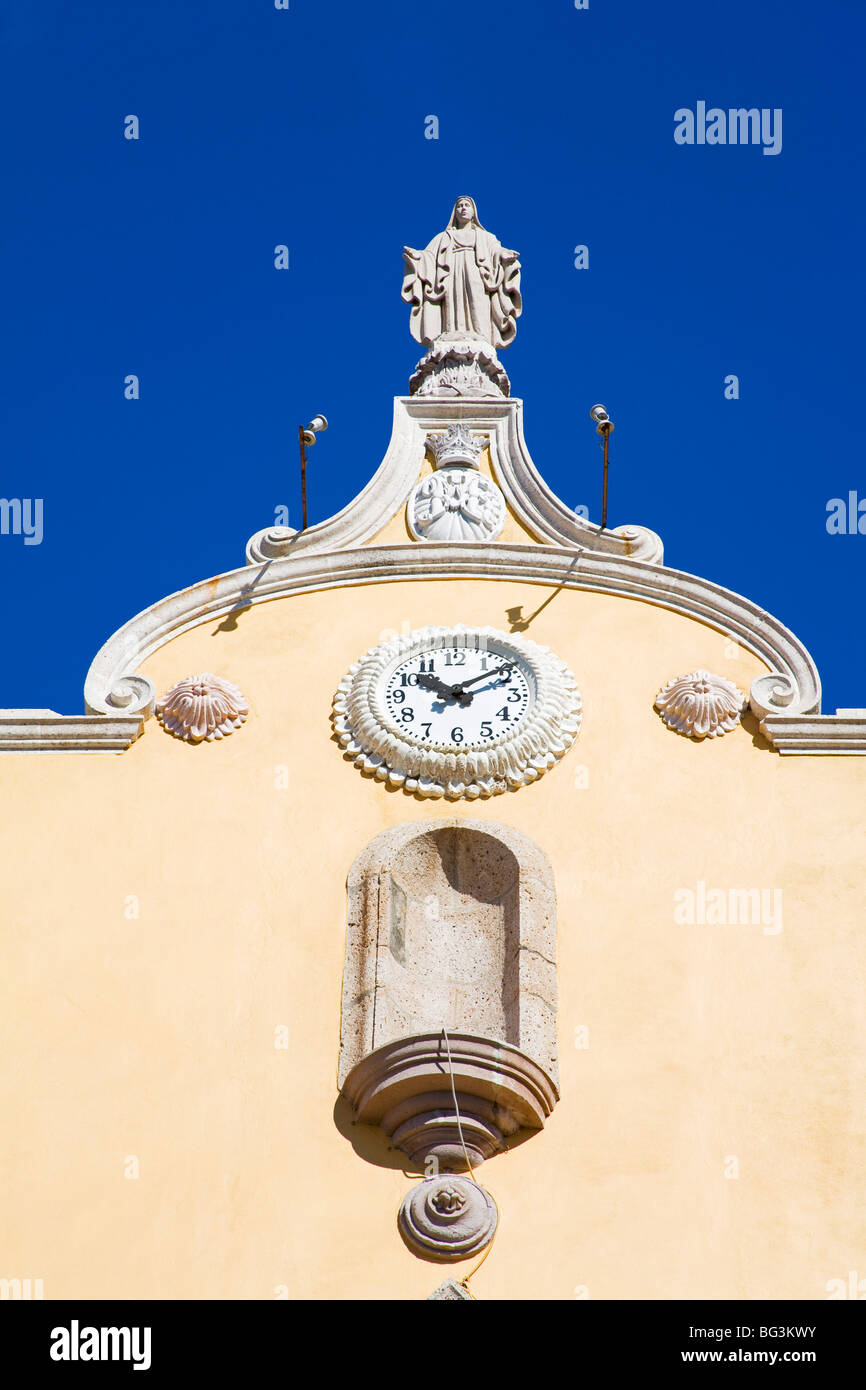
[332,624,582,799]
[398,1176,498,1263]
[156,673,249,744]
[408,468,505,542]
[655,669,747,740]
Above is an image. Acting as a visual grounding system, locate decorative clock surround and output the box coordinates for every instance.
[156,673,249,744]
[332,624,582,798]
[654,669,746,740]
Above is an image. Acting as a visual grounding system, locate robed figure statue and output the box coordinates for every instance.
[402,197,522,349]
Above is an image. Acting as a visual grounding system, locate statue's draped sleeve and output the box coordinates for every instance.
[474,228,522,348]
[402,233,448,346]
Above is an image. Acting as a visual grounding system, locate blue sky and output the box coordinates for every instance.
[1,0,864,713]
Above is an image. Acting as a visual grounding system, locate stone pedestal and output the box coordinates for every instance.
[409,334,510,398]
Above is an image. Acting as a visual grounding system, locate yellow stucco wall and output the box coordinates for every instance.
[1,576,864,1300]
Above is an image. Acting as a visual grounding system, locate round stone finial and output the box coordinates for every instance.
[398,1176,498,1262]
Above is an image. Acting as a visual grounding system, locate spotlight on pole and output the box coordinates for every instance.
[298,415,328,531]
[590,404,614,532]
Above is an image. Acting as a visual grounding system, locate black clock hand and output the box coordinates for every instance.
[448,661,515,697]
[415,672,474,707]
[415,672,459,700]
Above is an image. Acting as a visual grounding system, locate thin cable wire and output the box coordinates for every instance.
[442,1026,475,1180]
[440,1026,500,1290]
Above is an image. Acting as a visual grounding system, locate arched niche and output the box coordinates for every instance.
[339,819,558,1172]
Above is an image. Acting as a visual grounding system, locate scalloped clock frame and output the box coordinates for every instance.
[331,624,582,799]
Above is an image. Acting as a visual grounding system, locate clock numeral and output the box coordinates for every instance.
[443,650,466,666]
[400,673,419,688]
[451,727,464,744]
[420,723,431,737]
[480,721,493,739]
[400,707,414,723]
[418,658,434,673]
[392,688,406,703]
[496,706,511,721]
[506,688,521,703]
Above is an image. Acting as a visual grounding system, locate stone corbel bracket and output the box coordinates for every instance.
[245,396,664,566]
[342,1033,558,1173]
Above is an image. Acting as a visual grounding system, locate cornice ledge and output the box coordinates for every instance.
[0,712,143,752]
[245,396,663,566]
[82,542,823,739]
[760,712,866,754]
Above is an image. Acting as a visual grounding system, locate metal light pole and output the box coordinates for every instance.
[590,404,614,532]
[299,415,328,531]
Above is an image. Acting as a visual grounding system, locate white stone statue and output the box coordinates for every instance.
[402,197,522,349]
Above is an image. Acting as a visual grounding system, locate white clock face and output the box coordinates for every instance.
[333,624,582,800]
[382,641,533,750]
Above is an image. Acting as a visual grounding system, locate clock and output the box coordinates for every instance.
[332,624,582,799]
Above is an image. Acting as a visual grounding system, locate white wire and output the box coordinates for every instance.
[441,1026,476,1180]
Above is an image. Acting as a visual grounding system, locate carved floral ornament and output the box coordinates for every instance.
[654,669,747,740]
[156,673,249,744]
[408,468,505,543]
[407,426,506,543]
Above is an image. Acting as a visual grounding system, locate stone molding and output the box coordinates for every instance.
[9,386,862,752]
[0,713,143,753]
[80,541,824,739]
[245,396,663,566]
[341,1032,559,1172]
[760,713,866,754]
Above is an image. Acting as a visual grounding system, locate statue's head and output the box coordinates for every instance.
[450,196,480,229]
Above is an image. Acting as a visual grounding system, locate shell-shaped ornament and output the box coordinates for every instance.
[156,673,249,744]
[654,669,746,740]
